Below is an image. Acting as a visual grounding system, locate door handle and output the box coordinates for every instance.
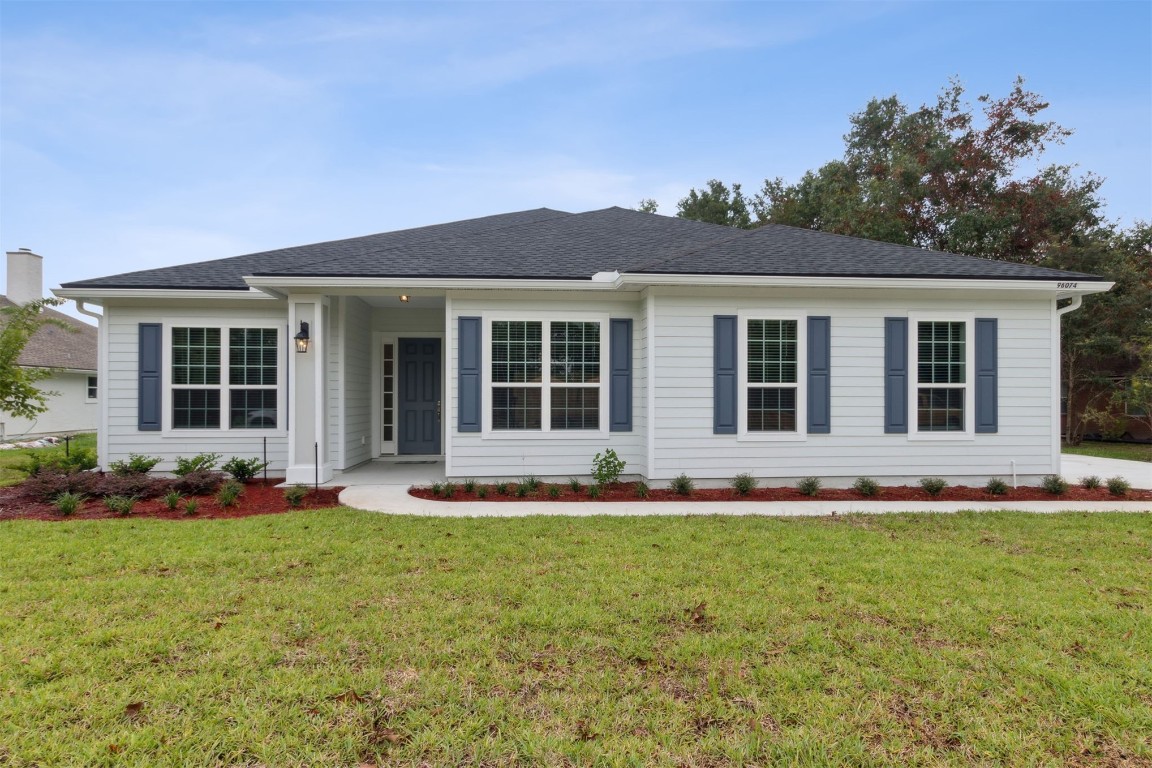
[436,400,442,421]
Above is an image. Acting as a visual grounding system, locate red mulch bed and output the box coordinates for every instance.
[410,481,1152,504]
[0,479,343,522]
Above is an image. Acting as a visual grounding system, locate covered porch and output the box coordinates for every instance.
[322,456,446,488]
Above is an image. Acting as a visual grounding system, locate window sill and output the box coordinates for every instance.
[907,431,975,441]
[736,432,808,442]
[478,430,609,440]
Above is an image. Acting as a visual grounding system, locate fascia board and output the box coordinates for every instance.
[616,273,1114,295]
[53,287,278,302]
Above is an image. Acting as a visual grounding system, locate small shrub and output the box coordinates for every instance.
[162,490,182,511]
[476,485,488,499]
[730,473,758,496]
[463,478,476,493]
[547,484,561,498]
[669,474,694,496]
[22,470,100,502]
[53,491,84,516]
[514,483,529,498]
[222,457,268,483]
[184,498,199,516]
[521,475,541,492]
[104,495,136,516]
[635,481,650,499]
[587,483,601,499]
[284,484,308,507]
[797,476,822,497]
[442,482,457,499]
[1080,475,1102,490]
[495,481,509,495]
[853,477,879,497]
[429,482,444,497]
[172,470,225,497]
[25,447,98,475]
[591,449,627,486]
[568,477,582,492]
[173,453,221,476]
[1106,476,1131,497]
[108,453,161,476]
[919,477,948,497]
[216,480,243,508]
[984,477,1009,496]
[1041,475,1068,495]
[96,473,171,500]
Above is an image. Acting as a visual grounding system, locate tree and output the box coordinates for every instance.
[0,297,71,420]
[756,78,1103,263]
[676,179,753,228]
[634,199,659,214]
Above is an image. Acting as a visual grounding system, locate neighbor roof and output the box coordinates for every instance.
[0,296,98,371]
[61,207,1102,291]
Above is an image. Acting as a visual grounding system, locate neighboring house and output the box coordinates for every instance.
[55,207,1111,485]
[2,250,99,441]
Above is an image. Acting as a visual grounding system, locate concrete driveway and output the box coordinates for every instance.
[1060,454,1151,489]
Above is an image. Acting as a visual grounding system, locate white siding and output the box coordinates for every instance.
[447,292,647,481]
[0,371,97,440]
[342,297,372,468]
[650,288,1056,485]
[101,301,290,472]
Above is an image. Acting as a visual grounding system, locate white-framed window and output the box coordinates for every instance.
[482,315,608,437]
[169,325,281,431]
[909,315,974,438]
[738,313,807,440]
[86,376,98,401]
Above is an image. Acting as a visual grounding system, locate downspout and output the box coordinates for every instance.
[1057,295,1083,316]
[74,301,105,470]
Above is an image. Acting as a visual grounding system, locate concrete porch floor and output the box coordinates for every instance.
[326,456,446,487]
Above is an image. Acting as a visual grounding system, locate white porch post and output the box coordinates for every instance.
[287,295,333,484]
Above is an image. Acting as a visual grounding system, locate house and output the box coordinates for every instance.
[54,207,1111,486]
[2,250,99,441]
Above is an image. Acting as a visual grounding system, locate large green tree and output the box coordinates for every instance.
[676,179,753,229]
[0,298,70,420]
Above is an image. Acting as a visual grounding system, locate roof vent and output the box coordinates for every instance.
[591,270,620,283]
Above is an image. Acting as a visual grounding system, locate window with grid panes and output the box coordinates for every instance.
[747,319,798,431]
[916,321,965,431]
[490,319,602,431]
[171,326,278,429]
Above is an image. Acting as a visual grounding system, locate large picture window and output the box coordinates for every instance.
[171,326,279,430]
[916,321,966,432]
[489,319,602,432]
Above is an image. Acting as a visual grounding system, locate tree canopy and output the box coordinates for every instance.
[0,298,71,420]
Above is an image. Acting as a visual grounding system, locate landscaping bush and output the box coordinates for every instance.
[984,477,1010,496]
[104,495,136,516]
[215,480,243,508]
[919,477,948,497]
[25,447,98,475]
[730,473,757,496]
[476,486,488,499]
[591,449,626,486]
[430,482,443,497]
[52,491,84,516]
[22,470,101,502]
[494,482,509,495]
[635,481,650,499]
[1106,476,1131,497]
[96,473,171,500]
[172,470,225,497]
[1041,475,1068,495]
[222,457,268,483]
[669,474,694,496]
[521,475,541,492]
[183,498,199,516]
[547,484,561,498]
[1080,475,1102,490]
[568,477,581,492]
[442,482,457,499]
[173,453,221,476]
[797,476,822,497]
[852,477,879,497]
[108,453,161,476]
[284,484,308,508]
[586,483,601,499]
[514,482,529,498]
[463,478,476,493]
[162,490,182,511]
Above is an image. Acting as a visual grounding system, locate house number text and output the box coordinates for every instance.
[1057,282,1078,289]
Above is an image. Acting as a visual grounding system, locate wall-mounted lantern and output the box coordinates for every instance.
[399,295,410,303]
[294,321,310,353]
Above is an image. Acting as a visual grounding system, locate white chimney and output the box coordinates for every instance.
[5,249,43,305]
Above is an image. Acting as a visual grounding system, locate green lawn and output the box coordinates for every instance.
[1063,440,1152,463]
[2,511,1149,767]
[0,432,96,487]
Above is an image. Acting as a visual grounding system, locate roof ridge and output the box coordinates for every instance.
[627,221,756,273]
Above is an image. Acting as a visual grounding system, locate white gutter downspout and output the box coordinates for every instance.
[74,301,107,471]
[1051,294,1085,482]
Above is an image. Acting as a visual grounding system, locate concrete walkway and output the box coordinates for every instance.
[337,453,1151,517]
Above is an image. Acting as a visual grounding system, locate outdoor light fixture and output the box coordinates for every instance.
[399,295,410,303]
[294,321,310,353]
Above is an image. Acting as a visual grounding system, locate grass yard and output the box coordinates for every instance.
[0,432,96,487]
[2,511,1150,767]
[1064,441,1152,463]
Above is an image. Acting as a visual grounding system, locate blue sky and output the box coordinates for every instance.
[2,1,1149,314]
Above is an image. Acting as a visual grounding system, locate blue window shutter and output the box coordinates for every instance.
[609,318,633,432]
[807,316,831,434]
[457,317,482,433]
[138,323,162,431]
[714,315,738,435]
[975,318,998,433]
[884,318,908,434]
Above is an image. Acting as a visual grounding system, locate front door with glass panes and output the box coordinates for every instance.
[388,338,441,455]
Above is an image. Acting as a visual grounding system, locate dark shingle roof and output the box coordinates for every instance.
[61,207,1103,290]
[0,297,98,371]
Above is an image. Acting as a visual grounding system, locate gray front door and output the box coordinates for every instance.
[398,338,441,455]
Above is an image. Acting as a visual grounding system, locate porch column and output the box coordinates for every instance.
[286,295,333,484]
